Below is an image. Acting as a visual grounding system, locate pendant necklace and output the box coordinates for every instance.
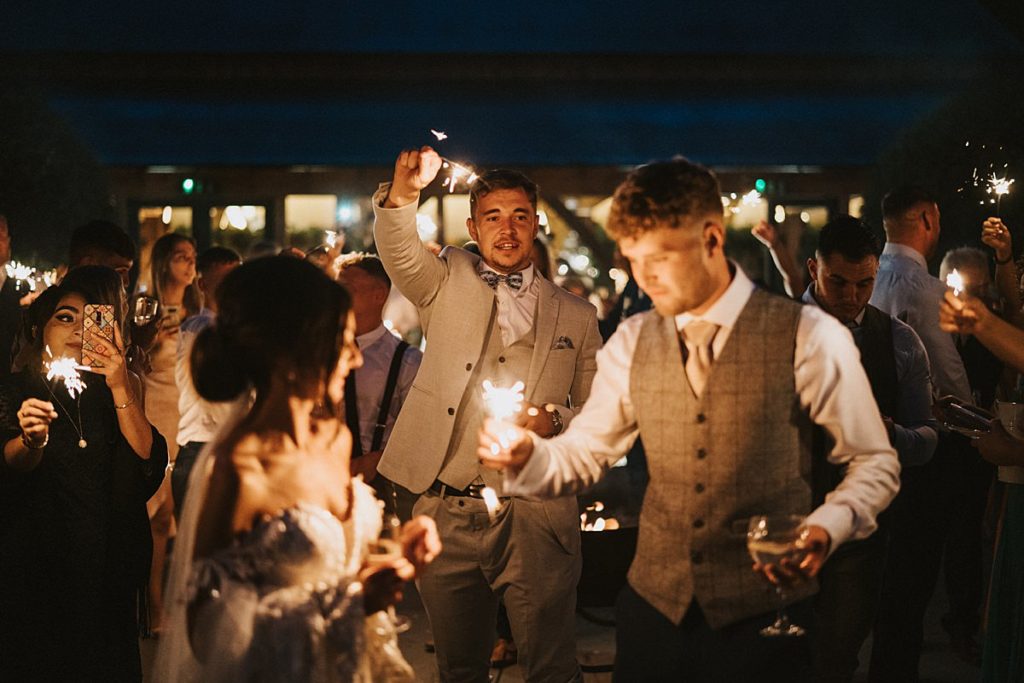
[44,383,87,449]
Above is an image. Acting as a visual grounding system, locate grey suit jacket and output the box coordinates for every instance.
[371,184,601,494]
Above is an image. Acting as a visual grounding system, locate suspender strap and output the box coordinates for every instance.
[344,363,363,458]
[371,340,410,453]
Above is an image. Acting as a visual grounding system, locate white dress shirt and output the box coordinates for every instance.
[506,265,900,551]
[477,262,539,347]
[175,309,244,445]
[351,324,423,454]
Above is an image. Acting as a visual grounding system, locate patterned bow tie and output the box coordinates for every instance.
[480,271,524,290]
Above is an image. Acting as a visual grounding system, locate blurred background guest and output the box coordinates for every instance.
[171,246,241,519]
[336,253,422,516]
[143,232,198,633]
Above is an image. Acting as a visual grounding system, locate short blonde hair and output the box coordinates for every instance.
[607,157,723,241]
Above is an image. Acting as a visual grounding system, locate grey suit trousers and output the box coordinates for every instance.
[413,490,582,683]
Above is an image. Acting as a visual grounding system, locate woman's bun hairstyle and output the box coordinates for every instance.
[190,256,351,402]
[191,325,247,401]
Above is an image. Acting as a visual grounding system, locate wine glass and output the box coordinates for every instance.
[366,510,410,633]
[133,295,160,326]
[746,514,809,637]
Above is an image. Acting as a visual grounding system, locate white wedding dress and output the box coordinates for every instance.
[154,438,414,682]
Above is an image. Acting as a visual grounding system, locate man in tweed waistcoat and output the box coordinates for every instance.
[480,157,900,682]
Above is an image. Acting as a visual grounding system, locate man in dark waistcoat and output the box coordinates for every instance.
[480,158,901,682]
[799,215,937,682]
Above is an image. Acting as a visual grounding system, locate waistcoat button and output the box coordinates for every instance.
[695,483,705,493]
[696,448,707,459]
[693,518,705,529]
[691,550,704,564]
[499,356,506,363]
[466,363,472,371]
[447,407,455,415]
[696,413,706,423]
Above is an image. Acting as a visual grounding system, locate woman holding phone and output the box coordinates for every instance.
[155,257,440,681]
[145,232,199,631]
[0,266,168,681]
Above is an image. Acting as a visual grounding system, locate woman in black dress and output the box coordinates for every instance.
[0,266,167,681]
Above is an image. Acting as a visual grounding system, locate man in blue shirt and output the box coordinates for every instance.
[785,214,938,681]
[868,186,973,682]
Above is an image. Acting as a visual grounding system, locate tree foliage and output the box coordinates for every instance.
[0,90,114,265]
[864,76,1024,268]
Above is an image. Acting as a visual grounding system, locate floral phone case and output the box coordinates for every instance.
[82,304,115,368]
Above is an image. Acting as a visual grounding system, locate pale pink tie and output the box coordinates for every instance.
[681,320,719,396]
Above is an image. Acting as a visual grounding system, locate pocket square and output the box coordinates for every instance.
[552,336,575,350]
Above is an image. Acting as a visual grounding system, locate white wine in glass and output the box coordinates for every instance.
[747,514,809,637]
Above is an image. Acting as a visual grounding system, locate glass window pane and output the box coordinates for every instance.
[210,205,266,257]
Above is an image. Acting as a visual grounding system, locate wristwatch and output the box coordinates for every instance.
[544,404,564,436]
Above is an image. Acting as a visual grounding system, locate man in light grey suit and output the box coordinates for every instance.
[480,157,900,682]
[373,146,600,683]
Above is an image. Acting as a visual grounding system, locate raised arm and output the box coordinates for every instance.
[981,217,1024,329]
[372,147,448,307]
[940,289,1024,375]
[753,220,805,298]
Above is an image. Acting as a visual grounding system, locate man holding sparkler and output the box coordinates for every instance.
[480,157,899,682]
[373,146,600,683]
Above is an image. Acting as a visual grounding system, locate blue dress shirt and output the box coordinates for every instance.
[870,243,973,403]
[803,285,938,467]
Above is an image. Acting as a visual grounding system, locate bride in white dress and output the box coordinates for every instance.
[154,257,440,682]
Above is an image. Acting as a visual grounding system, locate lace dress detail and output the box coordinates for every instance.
[184,482,410,682]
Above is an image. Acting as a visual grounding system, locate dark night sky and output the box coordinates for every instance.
[6,1,1023,167]
[7,1,1020,56]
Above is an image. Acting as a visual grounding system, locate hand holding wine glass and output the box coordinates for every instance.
[747,515,830,637]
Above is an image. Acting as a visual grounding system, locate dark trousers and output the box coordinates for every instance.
[614,584,814,683]
[170,440,205,522]
[942,449,995,638]
[868,435,961,682]
[813,530,888,683]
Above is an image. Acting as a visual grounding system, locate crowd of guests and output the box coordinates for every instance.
[0,148,1020,683]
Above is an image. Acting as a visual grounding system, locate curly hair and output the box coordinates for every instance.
[606,157,723,241]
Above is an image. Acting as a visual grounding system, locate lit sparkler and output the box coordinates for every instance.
[441,158,479,193]
[481,486,500,523]
[430,129,448,141]
[44,346,87,398]
[482,379,525,423]
[483,379,525,454]
[988,173,1015,214]
[946,268,965,298]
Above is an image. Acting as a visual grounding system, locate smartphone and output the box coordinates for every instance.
[82,304,115,368]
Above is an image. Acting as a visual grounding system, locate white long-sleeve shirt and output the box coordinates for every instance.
[505,266,900,551]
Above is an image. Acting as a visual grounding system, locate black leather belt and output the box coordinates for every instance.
[429,479,488,499]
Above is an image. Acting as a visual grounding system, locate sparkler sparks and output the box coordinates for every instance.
[482,380,525,422]
[482,380,525,455]
[988,174,1015,198]
[946,268,965,298]
[44,346,87,398]
[430,129,448,141]
[441,158,479,193]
